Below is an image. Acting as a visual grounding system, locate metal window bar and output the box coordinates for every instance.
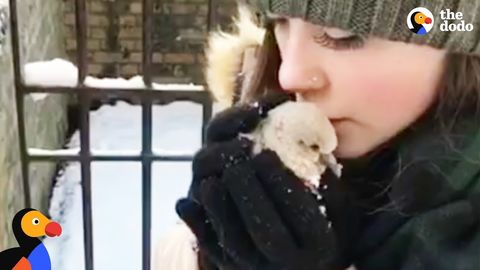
[8,0,214,269]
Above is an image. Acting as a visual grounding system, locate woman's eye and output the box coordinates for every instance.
[313,33,365,50]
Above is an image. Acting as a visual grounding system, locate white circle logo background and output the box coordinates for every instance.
[407,7,434,33]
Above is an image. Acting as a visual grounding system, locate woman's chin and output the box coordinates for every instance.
[334,148,360,159]
[332,122,377,159]
[333,142,370,159]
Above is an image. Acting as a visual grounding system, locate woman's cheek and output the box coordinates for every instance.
[334,75,411,154]
[343,73,397,115]
[349,70,421,122]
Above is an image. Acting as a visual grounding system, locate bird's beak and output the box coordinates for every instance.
[45,221,62,237]
[425,17,432,24]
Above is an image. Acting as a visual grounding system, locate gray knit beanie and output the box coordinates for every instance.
[249,0,480,55]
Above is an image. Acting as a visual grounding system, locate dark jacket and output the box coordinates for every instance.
[336,107,480,270]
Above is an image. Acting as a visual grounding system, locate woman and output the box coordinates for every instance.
[158,1,480,269]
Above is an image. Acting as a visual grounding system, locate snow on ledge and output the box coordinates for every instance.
[24,58,205,101]
[28,148,80,156]
[24,59,78,102]
[24,59,78,88]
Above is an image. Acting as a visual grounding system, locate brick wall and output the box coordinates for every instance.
[0,0,69,250]
[64,0,237,83]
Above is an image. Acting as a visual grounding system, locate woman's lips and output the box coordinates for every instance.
[331,118,350,130]
[331,118,347,124]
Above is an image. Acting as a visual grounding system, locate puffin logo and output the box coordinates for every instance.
[407,7,434,35]
[0,208,62,270]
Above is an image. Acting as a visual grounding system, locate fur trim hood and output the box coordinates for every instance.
[204,4,266,108]
[153,7,267,270]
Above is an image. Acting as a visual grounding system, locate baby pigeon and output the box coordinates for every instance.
[241,101,342,189]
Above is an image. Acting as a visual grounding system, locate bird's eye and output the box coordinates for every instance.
[310,144,320,151]
[32,218,40,225]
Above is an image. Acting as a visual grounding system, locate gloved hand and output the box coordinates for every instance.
[176,92,350,270]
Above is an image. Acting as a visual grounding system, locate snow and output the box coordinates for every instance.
[24,59,78,101]
[84,76,204,91]
[24,59,78,87]
[35,63,207,268]
[28,148,195,158]
[43,101,203,269]
[152,148,195,156]
[90,149,141,156]
[28,148,80,156]
[23,59,204,101]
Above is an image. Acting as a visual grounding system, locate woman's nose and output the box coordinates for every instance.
[277,36,329,94]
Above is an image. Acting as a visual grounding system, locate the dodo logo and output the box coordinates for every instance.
[0,208,62,270]
[407,7,434,35]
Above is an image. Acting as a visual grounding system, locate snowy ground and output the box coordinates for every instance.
[43,101,204,270]
[24,59,209,269]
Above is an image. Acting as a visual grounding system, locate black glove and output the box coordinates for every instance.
[176,92,350,270]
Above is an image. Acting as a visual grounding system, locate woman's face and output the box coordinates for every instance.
[273,17,447,159]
